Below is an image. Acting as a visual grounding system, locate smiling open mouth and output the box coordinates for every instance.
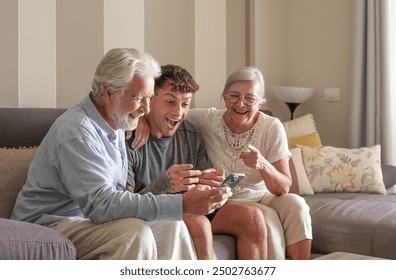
[130,111,144,119]
[165,117,180,127]
[234,108,248,114]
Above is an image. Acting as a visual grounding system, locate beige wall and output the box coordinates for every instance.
[19,0,56,108]
[0,0,353,147]
[104,0,145,52]
[250,0,287,116]
[0,0,18,106]
[145,0,194,70]
[284,0,352,147]
[56,0,103,109]
[0,0,56,108]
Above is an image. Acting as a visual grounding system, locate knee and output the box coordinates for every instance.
[229,205,267,236]
[106,218,156,259]
[279,194,310,214]
[183,215,212,239]
[243,207,267,235]
[241,206,265,226]
[290,194,310,214]
[232,203,262,219]
[160,220,195,239]
[115,218,155,244]
[240,207,267,243]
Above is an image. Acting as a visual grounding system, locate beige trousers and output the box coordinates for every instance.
[230,192,312,260]
[52,217,197,260]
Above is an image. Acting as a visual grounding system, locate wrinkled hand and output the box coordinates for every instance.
[199,168,225,187]
[182,185,232,216]
[165,164,203,193]
[127,117,150,150]
[240,144,269,170]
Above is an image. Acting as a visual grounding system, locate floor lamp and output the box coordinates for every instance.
[273,86,314,120]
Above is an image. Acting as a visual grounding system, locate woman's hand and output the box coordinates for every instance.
[241,144,292,195]
[240,144,270,171]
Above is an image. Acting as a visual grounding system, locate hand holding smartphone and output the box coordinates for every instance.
[218,173,245,189]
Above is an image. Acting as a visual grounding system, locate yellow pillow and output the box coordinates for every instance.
[288,131,322,150]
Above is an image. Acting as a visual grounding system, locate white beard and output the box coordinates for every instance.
[113,97,143,131]
[117,115,139,131]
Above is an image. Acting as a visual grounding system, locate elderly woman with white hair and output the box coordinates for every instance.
[187,67,313,260]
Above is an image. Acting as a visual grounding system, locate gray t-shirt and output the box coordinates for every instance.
[126,120,212,193]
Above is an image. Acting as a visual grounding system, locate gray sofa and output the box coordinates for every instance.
[0,108,77,260]
[0,107,236,260]
[302,185,396,259]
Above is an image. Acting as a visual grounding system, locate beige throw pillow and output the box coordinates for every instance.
[283,114,317,138]
[289,147,314,196]
[0,148,37,218]
[299,145,386,194]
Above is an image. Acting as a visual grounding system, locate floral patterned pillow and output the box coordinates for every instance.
[298,145,386,194]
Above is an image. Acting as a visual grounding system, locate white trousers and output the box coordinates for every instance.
[230,192,312,260]
[52,217,197,260]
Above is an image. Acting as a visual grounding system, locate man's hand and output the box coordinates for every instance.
[199,168,225,187]
[140,164,202,195]
[164,164,202,193]
[182,185,232,216]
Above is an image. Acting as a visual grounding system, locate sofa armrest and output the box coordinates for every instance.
[0,218,76,259]
[382,164,396,189]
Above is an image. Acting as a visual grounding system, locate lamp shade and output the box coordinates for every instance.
[273,86,314,103]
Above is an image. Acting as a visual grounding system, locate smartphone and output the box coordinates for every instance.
[218,173,245,189]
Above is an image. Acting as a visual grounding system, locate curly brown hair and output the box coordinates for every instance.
[155,64,199,94]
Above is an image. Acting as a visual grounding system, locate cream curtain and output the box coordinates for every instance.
[349,0,396,165]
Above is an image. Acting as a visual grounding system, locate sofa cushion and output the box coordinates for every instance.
[304,192,396,259]
[283,114,317,138]
[287,131,322,150]
[0,218,76,259]
[289,147,314,195]
[299,145,386,194]
[213,234,236,260]
[0,108,66,148]
[0,148,37,218]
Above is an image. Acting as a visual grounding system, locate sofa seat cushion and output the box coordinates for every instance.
[0,218,76,259]
[304,193,396,259]
[213,234,236,260]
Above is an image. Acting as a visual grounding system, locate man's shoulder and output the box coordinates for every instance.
[178,119,202,134]
[51,105,96,142]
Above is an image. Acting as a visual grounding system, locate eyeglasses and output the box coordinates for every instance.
[225,92,259,106]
